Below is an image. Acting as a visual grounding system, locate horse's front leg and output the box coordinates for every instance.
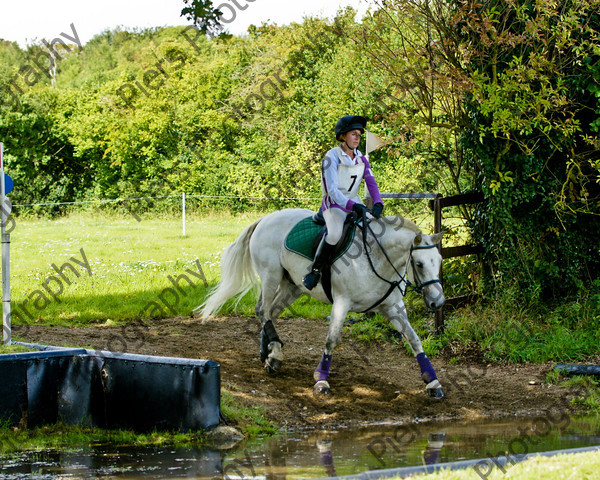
[383,301,444,399]
[314,299,350,395]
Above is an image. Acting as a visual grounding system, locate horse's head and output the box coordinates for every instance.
[408,232,445,311]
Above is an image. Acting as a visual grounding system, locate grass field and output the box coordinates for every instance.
[8,212,260,326]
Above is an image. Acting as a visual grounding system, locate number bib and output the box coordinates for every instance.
[337,160,365,198]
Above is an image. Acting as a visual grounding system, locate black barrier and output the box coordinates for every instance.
[97,351,221,432]
[0,346,220,432]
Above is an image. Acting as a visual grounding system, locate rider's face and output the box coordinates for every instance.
[341,129,362,150]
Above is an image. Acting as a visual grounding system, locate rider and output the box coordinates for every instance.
[302,115,384,290]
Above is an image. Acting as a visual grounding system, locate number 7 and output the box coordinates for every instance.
[349,175,358,191]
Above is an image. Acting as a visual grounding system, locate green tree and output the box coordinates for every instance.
[0,14,450,216]
[356,1,475,210]
[457,0,600,297]
[361,0,600,298]
[0,88,93,212]
[180,0,225,36]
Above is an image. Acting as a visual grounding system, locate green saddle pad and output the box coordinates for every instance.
[285,217,323,260]
[284,216,356,262]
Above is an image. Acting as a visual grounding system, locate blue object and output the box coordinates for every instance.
[3,173,13,194]
[417,352,438,383]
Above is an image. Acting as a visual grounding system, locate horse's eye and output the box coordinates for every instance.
[416,262,424,269]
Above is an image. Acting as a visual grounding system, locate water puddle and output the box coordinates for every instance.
[2,415,599,479]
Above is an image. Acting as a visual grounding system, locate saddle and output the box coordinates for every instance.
[284,210,358,302]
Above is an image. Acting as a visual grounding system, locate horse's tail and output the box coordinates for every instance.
[196,218,262,321]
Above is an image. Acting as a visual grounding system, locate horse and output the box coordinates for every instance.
[197,208,446,398]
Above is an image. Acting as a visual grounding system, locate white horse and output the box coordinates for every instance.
[198,208,446,398]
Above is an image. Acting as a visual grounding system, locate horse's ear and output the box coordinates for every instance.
[430,232,443,245]
[413,234,423,246]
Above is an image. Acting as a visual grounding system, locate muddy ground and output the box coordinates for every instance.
[18,315,583,429]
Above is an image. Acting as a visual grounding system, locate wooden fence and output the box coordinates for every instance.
[381,191,485,333]
[429,192,485,333]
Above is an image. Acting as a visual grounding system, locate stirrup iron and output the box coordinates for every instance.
[303,269,321,290]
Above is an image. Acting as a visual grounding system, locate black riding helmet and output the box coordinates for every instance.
[335,115,367,141]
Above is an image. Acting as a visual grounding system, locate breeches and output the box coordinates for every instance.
[323,207,347,245]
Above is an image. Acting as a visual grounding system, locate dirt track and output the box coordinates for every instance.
[18,315,582,428]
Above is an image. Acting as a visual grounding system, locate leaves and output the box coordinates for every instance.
[180,0,224,36]
[0,2,598,299]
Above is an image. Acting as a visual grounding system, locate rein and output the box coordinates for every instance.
[358,214,441,312]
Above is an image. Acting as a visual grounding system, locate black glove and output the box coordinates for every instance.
[352,203,369,217]
[371,202,384,218]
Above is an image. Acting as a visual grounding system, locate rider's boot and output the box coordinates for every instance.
[302,239,336,290]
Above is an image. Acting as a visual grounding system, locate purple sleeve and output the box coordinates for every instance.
[362,157,383,205]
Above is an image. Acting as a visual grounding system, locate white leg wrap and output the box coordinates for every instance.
[268,341,284,361]
[315,380,330,390]
[426,379,442,390]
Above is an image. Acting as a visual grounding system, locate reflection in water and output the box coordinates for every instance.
[317,439,336,477]
[1,416,599,479]
[423,433,446,466]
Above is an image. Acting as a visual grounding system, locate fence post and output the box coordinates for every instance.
[182,192,186,237]
[0,143,10,345]
[433,194,444,334]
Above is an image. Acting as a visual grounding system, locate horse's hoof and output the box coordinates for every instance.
[264,357,281,374]
[427,387,445,399]
[314,380,331,395]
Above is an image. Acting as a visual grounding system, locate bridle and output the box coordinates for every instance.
[408,244,443,294]
[358,215,442,312]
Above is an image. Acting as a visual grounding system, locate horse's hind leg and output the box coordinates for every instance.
[259,278,303,373]
[270,278,302,318]
[256,274,291,373]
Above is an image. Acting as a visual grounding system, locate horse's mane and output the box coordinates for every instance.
[381,215,422,235]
